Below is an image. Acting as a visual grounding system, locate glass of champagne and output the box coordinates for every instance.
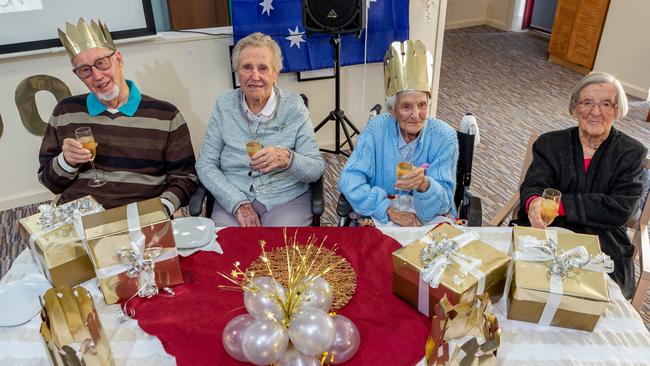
[394,162,415,211]
[74,127,106,187]
[246,140,265,194]
[540,188,562,226]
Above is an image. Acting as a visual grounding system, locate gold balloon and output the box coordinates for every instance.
[15,75,71,136]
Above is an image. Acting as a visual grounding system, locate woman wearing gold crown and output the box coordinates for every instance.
[338,40,458,227]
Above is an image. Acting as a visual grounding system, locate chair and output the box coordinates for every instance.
[187,93,325,226]
[630,158,650,311]
[488,133,539,226]
[336,127,483,227]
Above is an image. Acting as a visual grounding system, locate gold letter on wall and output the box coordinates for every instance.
[15,75,71,136]
[0,113,3,139]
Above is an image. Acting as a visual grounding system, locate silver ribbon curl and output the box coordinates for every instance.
[419,230,483,289]
[515,236,614,279]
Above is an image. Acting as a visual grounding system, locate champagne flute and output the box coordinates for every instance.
[246,140,266,194]
[394,162,415,211]
[75,127,106,187]
[540,188,562,226]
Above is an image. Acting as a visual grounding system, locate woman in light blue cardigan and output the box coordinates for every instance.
[338,40,458,226]
[196,33,324,227]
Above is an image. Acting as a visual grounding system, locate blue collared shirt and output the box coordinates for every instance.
[86,79,141,116]
[397,129,421,163]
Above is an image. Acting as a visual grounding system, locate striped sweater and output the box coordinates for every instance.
[38,94,198,211]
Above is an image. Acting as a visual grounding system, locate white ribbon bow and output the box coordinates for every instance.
[419,230,483,289]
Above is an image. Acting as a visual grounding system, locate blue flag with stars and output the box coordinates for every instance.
[231,0,409,73]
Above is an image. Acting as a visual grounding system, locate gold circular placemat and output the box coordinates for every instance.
[247,245,356,311]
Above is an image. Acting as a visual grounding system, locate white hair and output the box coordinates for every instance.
[385,90,431,111]
[231,32,283,73]
[96,84,120,102]
[569,71,628,120]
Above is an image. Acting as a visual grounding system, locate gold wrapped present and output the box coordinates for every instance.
[392,224,511,316]
[425,293,500,366]
[82,198,183,305]
[508,227,612,331]
[40,286,114,365]
[19,196,103,287]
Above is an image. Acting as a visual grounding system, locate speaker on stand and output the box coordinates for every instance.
[302,0,364,156]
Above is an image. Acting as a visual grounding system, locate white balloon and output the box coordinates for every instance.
[298,276,333,312]
[276,345,321,366]
[244,276,287,321]
[241,318,289,365]
[288,308,335,356]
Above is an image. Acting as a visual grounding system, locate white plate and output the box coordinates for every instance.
[0,279,52,327]
[172,217,216,249]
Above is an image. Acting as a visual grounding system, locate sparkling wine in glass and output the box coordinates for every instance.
[75,127,106,187]
[540,188,562,226]
[394,162,415,211]
[246,140,265,194]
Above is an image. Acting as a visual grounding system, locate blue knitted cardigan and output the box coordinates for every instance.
[338,113,458,223]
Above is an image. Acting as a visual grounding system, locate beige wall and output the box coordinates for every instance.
[445,0,488,29]
[594,0,650,100]
[445,0,514,30]
[0,0,446,210]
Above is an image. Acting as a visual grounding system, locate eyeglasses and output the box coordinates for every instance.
[72,51,116,79]
[576,99,617,114]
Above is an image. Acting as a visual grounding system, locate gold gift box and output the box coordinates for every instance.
[40,286,114,365]
[18,197,100,287]
[392,224,511,316]
[508,227,609,331]
[82,198,183,305]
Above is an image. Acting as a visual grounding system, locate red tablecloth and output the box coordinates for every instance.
[131,227,430,365]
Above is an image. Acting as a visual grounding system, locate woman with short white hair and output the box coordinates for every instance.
[519,71,647,298]
[338,40,458,226]
[196,32,325,227]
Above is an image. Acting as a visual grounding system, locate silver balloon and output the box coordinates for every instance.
[326,314,360,364]
[241,318,289,365]
[222,314,255,362]
[298,276,333,312]
[276,345,321,366]
[288,308,335,356]
[244,276,286,321]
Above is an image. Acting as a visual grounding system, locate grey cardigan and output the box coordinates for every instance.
[196,87,325,214]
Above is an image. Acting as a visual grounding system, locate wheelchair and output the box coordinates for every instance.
[335,119,483,227]
[187,94,325,226]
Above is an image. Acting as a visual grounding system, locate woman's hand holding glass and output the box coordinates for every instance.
[249,145,290,174]
[393,163,428,211]
[528,188,562,228]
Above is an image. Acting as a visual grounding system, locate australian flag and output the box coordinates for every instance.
[231,0,409,73]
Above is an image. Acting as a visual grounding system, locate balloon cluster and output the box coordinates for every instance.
[222,276,360,365]
[220,236,360,365]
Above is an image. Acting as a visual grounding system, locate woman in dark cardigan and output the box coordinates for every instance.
[518,72,647,298]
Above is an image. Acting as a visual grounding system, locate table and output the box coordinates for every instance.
[1,226,649,365]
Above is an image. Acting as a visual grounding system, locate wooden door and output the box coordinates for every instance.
[167,0,230,30]
[548,0,579,57]
[566,0,610,68]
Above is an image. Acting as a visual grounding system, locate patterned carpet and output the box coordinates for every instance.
[2,26,649,326]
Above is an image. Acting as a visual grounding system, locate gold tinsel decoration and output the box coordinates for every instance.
[219,230,357,317]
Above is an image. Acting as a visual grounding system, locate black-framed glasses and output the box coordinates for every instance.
[72,51,116,79]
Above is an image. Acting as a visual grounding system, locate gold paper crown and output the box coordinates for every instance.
[383,40,433,98]
[57,18,115,60]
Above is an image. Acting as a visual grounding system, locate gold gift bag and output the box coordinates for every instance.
[392,224,511,316]
[40,287,114,365]
[508,227,610,331]
[19,197,102,287]
[82,198,183,305]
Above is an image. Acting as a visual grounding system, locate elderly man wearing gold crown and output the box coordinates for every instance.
[338,40,458,227]
[37,19,198,214]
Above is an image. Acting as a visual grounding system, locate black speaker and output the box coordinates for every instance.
[302,0,363,34]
